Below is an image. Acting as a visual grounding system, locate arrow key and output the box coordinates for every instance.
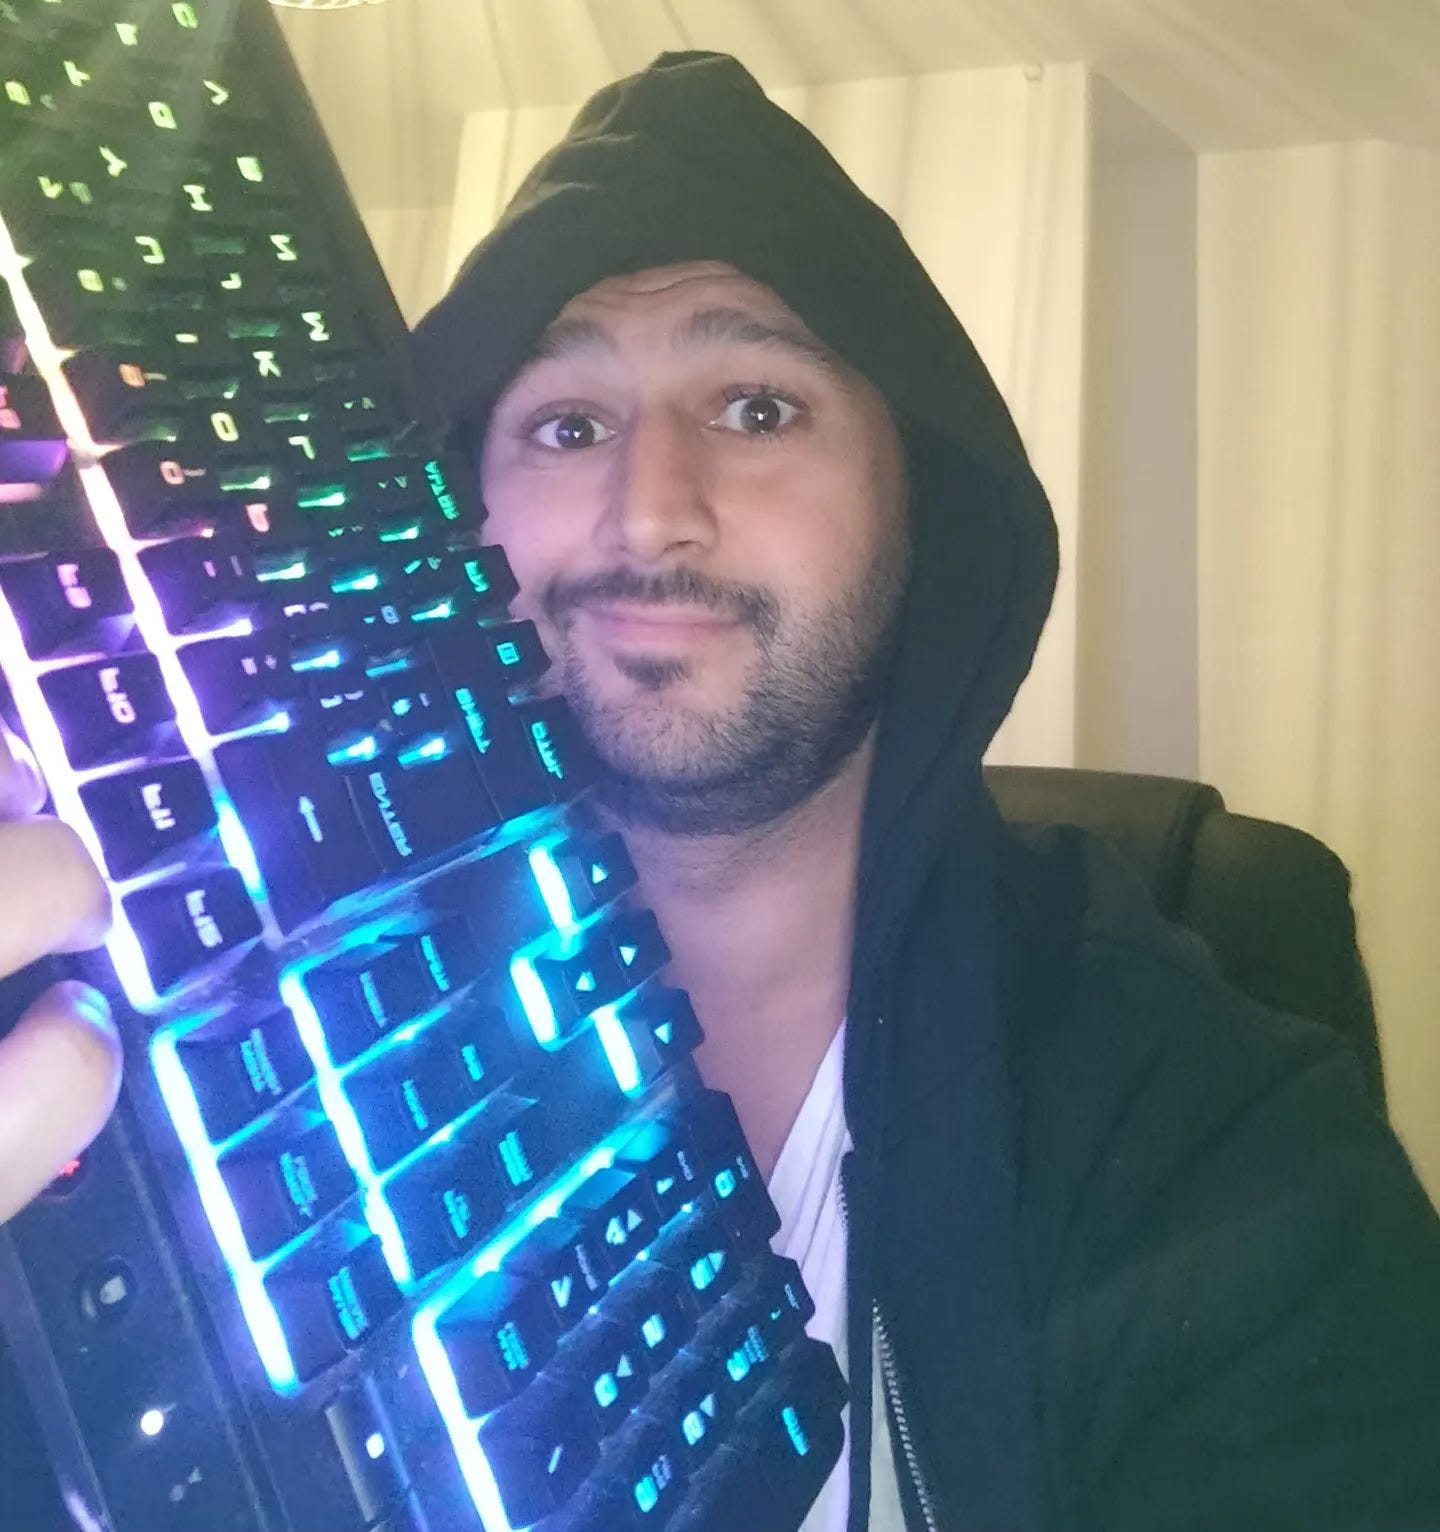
[507,1213,608,1332]
[213,726,381,932]
[562,1167,659,1281]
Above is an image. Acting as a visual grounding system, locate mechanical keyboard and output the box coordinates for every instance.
[0,4,845,1528]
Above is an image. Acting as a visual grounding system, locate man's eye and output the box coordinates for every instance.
[531,412,614,450]
[714,390,802,438]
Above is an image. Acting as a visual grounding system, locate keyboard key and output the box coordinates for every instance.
[138,537,255,633]
[40,652,176,767]
[220,1112,357,1258]
[419,841,553,959]
[561,1167,659,1279]
[532,1475,642,1532]
[480,619,550,688]
[650,1199,749,1314]
[324,1377,411,1528]
[342,749,498,873]
[418,452,485,531]
[478,1374,598,1527]
[175,1007,315,1142]
[549,828,637,920]
[507,1214,608,1332]
[613,985,705,1086]
[265,1227,402,1384]
[605,907,670,990]
[213,726,381,931]
[122,867,261,992]
[685,1092,780,1245]
[601,1264,692,1372]
[641,1348,731,1472]
[303,936,438,1066]
[386,1093,552,1279]
[0,549,135,658]
[599,1416,688,1527]
[102,438,226,535]
[708,1256,814,1409]
[0,371,68,484]
[63,344,183,442]
[615,1118,703,1224]
[551,1311,647,1431]
[515,697,593,797]
[78,757,217,877]
[400,910,485,997]
[179,632,296,732]
[681,1341,847,1532]
[422,625,553,818]
[527,936,628,1038]
[343,1000,518,1170]
[436,1269,558,1415]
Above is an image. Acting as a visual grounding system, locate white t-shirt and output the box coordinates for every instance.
[768,1023,909,1532]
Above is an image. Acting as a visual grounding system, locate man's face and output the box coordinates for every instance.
[480,261,909,834]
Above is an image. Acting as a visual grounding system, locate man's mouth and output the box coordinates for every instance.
[581,602,741,641]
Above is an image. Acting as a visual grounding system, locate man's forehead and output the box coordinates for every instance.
[510,261,853,387]
[557,261,785,317]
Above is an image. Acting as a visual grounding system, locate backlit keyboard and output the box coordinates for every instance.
[0,4,845,1529]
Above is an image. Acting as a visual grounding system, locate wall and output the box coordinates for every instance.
[1077,80,1199,776]
[1198,141,1440,1194]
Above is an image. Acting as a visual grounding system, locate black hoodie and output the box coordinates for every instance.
[413,52,1440,1532]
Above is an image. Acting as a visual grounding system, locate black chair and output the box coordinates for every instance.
[984,766,1385,1109]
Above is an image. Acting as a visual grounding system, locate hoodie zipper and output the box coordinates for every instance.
[837,1029,941,1532]
[874,1303,940,1532]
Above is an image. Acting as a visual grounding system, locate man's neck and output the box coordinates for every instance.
[602,737,873,1176]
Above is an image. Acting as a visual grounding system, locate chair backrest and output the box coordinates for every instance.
[984,765,1385,1108]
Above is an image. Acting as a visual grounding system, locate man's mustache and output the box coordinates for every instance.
[542,567,780,640]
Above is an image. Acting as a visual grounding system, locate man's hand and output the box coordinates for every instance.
[0,722,119,1224]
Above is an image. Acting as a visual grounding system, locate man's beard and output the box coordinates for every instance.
[540,535,909,836]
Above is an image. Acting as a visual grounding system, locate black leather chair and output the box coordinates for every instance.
[984,766,1386,1109]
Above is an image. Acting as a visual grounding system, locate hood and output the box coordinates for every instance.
[412,48,1058,982]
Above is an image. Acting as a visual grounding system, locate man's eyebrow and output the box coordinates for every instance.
[525,316,617,366]
[674,306,849,380]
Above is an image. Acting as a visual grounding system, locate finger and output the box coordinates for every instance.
[0,819,112,979]
[0,981,121,1225]
[0,721,46,818]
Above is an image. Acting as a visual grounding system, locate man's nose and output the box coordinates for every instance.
[598,406,718,562]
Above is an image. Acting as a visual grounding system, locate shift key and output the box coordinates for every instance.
[214,727,380,932]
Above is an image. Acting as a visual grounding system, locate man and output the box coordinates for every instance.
[3,50,1439,1532]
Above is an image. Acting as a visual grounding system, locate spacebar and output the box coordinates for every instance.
[213,727,382,932]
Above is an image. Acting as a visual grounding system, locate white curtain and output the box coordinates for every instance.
[1199,141,1440,1198]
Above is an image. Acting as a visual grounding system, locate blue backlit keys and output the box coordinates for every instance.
[265,1225,402,1384]
[561,1168,659,1280]
[303,935,438,1066]
[220,1111,357,1258]
[436,1269,558,1416]
[175,1007,315,1142]
[508,1213,608,1331]
[342,999,518,1171]
[479,1373,599,1528]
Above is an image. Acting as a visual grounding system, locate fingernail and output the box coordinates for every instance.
[59,980,114,1034]
[0,720,45,805]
